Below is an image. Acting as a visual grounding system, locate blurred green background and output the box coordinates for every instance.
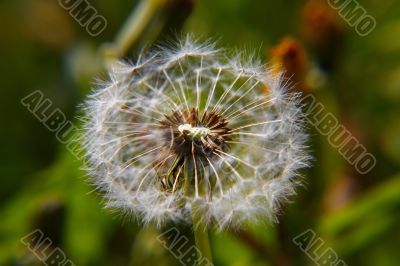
[1,0,399,265]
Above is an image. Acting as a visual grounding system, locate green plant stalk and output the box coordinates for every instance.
[103,0,167,60]
[183,159,213,265]
[192,202,213,266]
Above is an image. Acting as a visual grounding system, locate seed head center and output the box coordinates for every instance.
[160,108,231,160]
[178,123,210,140]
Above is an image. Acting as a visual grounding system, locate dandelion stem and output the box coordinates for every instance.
[183,158,213,265]
[102,0,167,61]
[192,202,213,266]
[183,158,192,197]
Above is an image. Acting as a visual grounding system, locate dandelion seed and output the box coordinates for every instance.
[81,36,310,229]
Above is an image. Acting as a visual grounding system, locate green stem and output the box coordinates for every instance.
[101,0,167,61]
[183,158,192,196]
[192,204,213,266]
[183,159,213,265]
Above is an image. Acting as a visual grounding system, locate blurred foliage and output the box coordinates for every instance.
[0,0,399,265]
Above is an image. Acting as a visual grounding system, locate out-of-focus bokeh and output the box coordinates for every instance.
[1,0,399,265]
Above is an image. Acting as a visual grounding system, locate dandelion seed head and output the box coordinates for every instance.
[81,35,310,229]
